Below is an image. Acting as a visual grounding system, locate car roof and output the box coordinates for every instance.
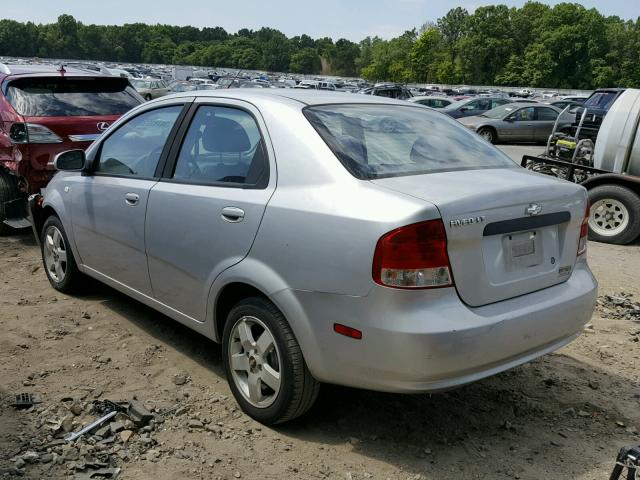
[409,95,451,101]
[160,88,417,107]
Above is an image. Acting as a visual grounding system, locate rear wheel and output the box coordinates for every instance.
[0,171,19,236]
[222,297,320,425]
[41,216,83,292]
[478,127,496,144]
[587,185,640,244]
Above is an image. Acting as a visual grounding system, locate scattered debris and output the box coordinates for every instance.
[597,293,640,321]
[9,392,42,408]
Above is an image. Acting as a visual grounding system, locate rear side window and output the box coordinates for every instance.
[171,106,268,186]
[6,77,142,117]
[304,104,515,179]
[536,107,558,121]
[96,106,182,178]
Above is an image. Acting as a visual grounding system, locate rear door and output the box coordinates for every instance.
[145,99,274,322]
[533,106,559,141]
[70,102,188,295]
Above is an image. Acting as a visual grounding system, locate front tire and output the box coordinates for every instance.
[587,185,640,244]
[41,216,83,292]
[222,297,319,425]
[478,127,496,144]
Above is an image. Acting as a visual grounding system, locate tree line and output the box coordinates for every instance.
[0,2,639,88]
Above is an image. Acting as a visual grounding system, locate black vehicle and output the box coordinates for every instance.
[360,84,413,100]
[571,88,625,140]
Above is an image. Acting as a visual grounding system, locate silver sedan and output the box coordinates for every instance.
[458,103,572,143]
[29,90,597,424]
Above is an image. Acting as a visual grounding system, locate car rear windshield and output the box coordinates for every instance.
[304,104,515,179]
[6,77,142,117]
[584,91,619,110]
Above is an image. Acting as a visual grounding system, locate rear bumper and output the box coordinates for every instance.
[276,260,597,393]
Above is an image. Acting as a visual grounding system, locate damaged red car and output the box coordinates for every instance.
[0,63,143,233]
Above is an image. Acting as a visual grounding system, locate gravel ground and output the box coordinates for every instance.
[1,147,639,479]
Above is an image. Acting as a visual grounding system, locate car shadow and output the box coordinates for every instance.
[89,282,633,479]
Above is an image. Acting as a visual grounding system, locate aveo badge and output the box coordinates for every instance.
[450,216,486,227]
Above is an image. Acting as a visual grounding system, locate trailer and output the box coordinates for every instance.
[523,88,640,245]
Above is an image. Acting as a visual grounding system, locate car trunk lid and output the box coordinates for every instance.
[372,167,587,307]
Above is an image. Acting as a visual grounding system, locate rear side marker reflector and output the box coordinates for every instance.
[334,323,362,340]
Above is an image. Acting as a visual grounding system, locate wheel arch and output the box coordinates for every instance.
[581,174,640,197]
[206,257,324,378]
[214,282,269,342]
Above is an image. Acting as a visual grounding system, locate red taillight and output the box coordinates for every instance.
[577,201,590,256]
[372,219,454,289]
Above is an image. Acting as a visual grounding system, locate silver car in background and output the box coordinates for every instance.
[29,90,597,424]
[459,103,572,143]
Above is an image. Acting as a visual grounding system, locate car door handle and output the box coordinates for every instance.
[125,193,140,206]
[221,206,245,223]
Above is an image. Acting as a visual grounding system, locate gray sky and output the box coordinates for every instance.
[4,1,639,41]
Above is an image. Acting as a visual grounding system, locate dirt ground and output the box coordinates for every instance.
[1,230,639,480]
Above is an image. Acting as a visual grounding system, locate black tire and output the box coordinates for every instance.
[587,185,640,245]
[477,127,496,144]
[222,297,320,425]
[145,94,152,101]
[40,215,83,293]
[0,171,19,236]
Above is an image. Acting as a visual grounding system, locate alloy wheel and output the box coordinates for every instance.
[228,315,282,408]
[43,226,68,283]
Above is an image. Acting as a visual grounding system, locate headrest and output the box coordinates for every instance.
[202,116,250,152]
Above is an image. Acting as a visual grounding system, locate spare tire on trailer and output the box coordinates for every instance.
[587,184,640,244]
[0,171,19,235]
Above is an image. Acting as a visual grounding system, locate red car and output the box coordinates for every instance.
[0,63,143,233]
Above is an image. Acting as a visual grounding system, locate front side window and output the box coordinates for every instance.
[96,106,182,177]
[512,107,535,121]
[172,106,267,186]
[304,104,515,179]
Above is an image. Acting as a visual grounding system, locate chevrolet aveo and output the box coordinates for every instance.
[29,90,597,425]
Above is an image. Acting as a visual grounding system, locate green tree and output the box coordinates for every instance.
[289,48,321,74]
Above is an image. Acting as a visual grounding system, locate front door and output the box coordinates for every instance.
[70,104,185,295]
[145,100,275,321]
[504,106,535,142]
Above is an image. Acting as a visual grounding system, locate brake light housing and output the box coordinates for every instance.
[372,219,454,289]
[577,200,590,256]
[9,122,63,144]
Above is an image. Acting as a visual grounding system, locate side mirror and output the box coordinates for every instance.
[54,150,86,171]
[505,116,515,122]
[460,105,473,112]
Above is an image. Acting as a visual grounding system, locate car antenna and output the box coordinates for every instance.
[58,64,67,75]
[227,69,242,89]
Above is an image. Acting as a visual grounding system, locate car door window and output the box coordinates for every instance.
[460,100,480,111]
[96,105,182,177]
[536,107,559,121]
[513,107,535,121]
[476,99,492,110]
[172,105,268,187]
